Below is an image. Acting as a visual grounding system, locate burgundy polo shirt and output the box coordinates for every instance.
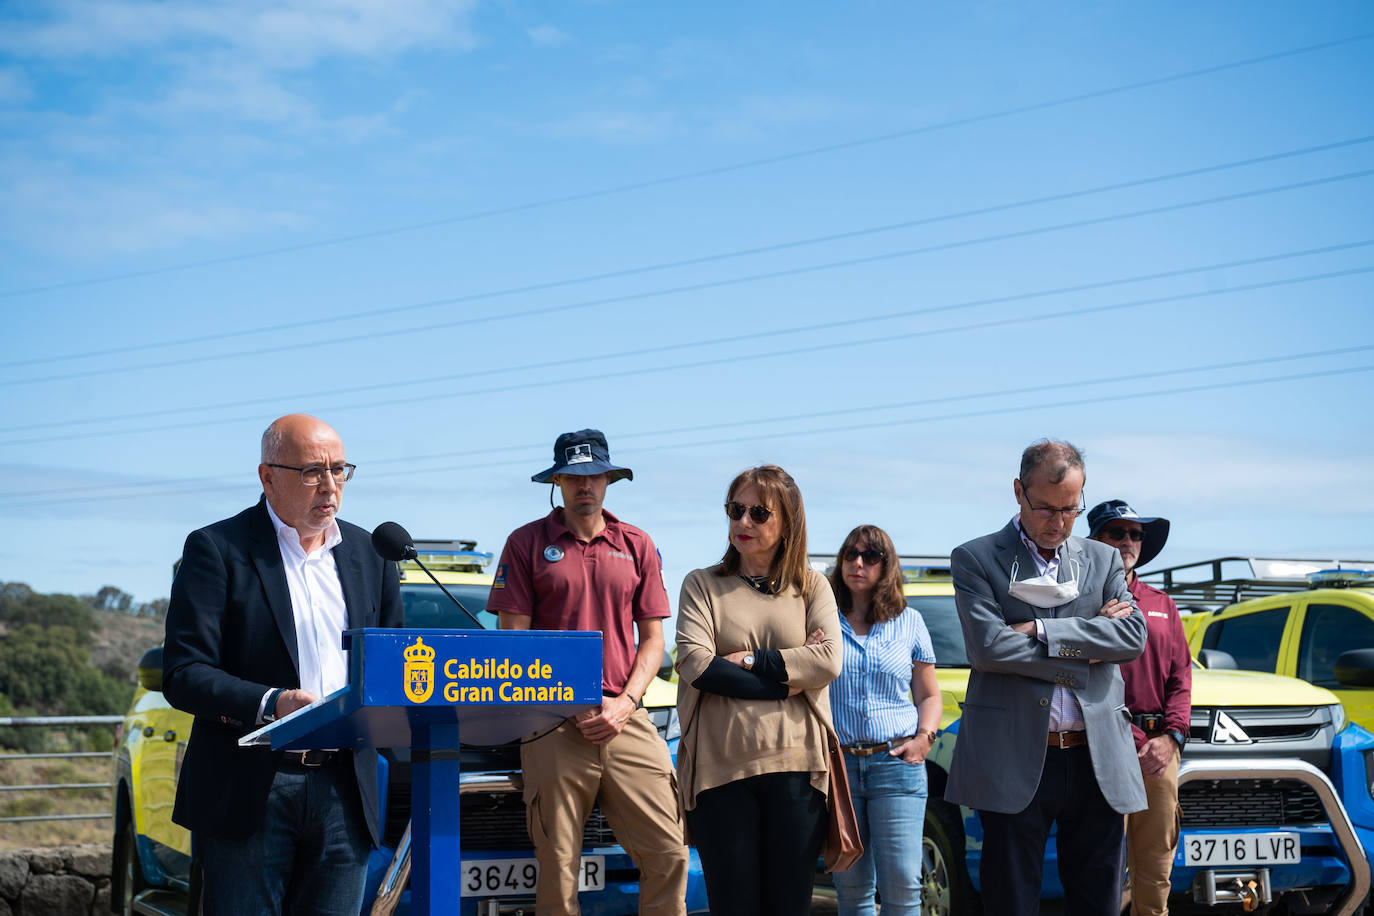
[487,508,670,695]
[1123,576,1193,750]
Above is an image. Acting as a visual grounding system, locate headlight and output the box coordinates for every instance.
[1332,703,1347,733]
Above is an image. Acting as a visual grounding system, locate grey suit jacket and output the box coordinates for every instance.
[944,521,1148,815]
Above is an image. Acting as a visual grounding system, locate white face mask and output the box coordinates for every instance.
[1007,556,1081,609]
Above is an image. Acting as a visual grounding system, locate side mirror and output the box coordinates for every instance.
[137,646,164,693]
[1198,648,1237,670]
[1334,648,1374,688]
[658,649,675,682]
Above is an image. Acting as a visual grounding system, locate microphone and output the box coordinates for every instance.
[372,521,418,561]
[371,522,481,629]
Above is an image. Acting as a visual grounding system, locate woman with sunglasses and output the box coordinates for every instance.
[675,465,841,916]
[827,525,942,916]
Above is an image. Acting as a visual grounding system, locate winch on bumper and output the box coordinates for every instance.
[1175,758,1370,914]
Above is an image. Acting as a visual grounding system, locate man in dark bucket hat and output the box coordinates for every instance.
[1088,499,1191,916]
[488,429,687,916]
[531,428,634,486]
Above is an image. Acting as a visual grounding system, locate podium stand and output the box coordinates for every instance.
[243,627,602,915]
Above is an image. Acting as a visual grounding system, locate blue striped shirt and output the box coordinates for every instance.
[829,606,937,745]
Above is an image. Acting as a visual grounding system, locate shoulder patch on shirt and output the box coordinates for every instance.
[493,564,506,588]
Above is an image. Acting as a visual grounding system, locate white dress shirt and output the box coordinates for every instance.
[258,501,349,724]
[1013,517,1086,733]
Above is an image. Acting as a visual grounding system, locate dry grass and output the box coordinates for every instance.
[0,749,116,850]
[89,613,164,681]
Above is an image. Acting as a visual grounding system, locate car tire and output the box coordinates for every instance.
[112,814,145,916]
[923,798,979,916]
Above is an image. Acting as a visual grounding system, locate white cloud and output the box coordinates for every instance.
[0,68,34,105]
[527,24,571,48]
[0,168,309,255]
[0,0,480,67]
[544,109,679,145]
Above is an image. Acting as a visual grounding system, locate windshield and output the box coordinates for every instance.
[907,595,969,667]
[401,582,497,630]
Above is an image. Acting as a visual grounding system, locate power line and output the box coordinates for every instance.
[3,346,1370,509]
[6,166,1372,389]
[6,134,1369,373]
[1,261,1367,451]
[2,30,1367,305]
[4,237,1371,438]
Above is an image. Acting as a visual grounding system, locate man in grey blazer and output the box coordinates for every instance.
[946,440,1147,915]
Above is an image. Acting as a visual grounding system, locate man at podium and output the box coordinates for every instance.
[489,429,689,916]
[163,414,404,915]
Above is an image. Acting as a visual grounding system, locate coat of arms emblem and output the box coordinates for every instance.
[403,637,436,703]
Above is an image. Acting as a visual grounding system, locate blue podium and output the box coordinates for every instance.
[243,628,602,915]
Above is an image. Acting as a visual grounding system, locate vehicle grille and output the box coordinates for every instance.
[383,781,620,850]
[1188,707,1325,743]
[1179,779,1327,828]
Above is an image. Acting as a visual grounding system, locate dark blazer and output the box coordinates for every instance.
[944,522,1148,815]
[162,497,403,843]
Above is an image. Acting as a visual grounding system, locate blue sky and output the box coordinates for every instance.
[1,0,1372,607]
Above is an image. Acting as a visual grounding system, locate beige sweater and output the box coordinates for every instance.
[674,566,842,811]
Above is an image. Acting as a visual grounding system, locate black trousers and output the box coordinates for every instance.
[685,771,828,916]
[978,745,1126,916]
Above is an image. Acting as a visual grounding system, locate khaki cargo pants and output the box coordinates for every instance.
[1125,748,1182,916]
[520,707,688,915]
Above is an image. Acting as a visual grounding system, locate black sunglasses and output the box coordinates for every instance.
[841,547,885,564]
[725,501,773,524]
[1100,526,1144,542]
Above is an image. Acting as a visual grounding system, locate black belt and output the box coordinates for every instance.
[1131,712,1166,732]
[842,736,916,758]
[279,749,345,768]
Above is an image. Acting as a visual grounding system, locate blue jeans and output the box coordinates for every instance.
[833,753,928,916]
[198,764,371,916]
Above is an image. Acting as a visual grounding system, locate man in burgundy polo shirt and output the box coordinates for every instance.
[488,428,688,916]
[1088,499,1192,916]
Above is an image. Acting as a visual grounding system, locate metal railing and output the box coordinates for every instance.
[0,715,122,824]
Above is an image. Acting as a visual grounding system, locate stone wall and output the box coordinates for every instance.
[0,846,110,916]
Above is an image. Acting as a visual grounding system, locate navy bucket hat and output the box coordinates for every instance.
[1087,499,1170,569]
[531,429,633,484]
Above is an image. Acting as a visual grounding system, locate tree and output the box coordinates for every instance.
[86,585,133,614]
[0,590,96,643]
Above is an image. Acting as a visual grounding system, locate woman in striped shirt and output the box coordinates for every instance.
[828,525,943,916]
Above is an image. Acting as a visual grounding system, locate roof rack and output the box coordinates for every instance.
[807,554,951,581]
[408,539,492,571]
[1140,557,1374,608]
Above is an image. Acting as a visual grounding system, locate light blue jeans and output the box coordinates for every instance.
[833,751,928,916]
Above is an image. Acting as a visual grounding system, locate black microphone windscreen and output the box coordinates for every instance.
[372,521,417,562]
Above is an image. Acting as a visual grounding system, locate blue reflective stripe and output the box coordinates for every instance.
[830,607,936,745]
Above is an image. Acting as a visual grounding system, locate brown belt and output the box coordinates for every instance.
[843,736,917,758]
[1047,730,1088,749]
[279,749,344,768]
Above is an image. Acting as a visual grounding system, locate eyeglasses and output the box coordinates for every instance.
[1100,526,1144,542]
[1019,480,1085,519]
[841,547,885,565]
[725,501,773,524]
[267,463,356,486]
